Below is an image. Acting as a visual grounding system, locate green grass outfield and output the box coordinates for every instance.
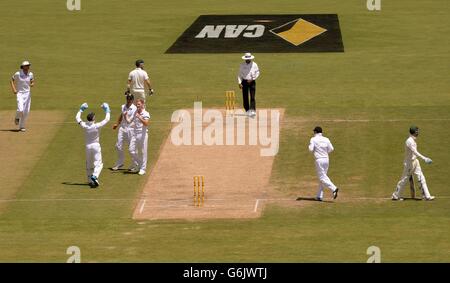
[0,0,449,262]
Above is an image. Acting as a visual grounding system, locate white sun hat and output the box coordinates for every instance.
[241,52,255,60]
[21,61,31,67]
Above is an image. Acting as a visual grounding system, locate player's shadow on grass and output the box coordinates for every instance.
[107,167,137,174]
[296,196,334,203]
[0,129,21,132]
[402,197,423,201]
[61,182,92,188]
[108,167,137,175]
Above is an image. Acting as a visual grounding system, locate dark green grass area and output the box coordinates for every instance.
[0,0,449,262]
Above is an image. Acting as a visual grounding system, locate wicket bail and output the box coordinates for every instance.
[225,90,236,113]
[193,175,205,207]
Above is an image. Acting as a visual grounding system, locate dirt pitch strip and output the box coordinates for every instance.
[133,108,284,220]
[0,111,65,212]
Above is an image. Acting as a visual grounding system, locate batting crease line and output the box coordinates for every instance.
[139,199,147,214]
[254,199,260,213]
[1,196,450,203]
[13,118,450,125]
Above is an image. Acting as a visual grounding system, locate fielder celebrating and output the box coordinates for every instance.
[126,99,150,176]
[237,52,260,118]
[10,61,34,132]
[127,59,153,103]
[308,126,339,201]
[112,94,137,171]
[392,126,435,201]
[76,102,111,188]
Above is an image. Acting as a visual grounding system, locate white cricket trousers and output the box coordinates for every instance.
[85,143,103,182]
[131,89,146,103]
[393,159,432,198]
[315,158,337,199]
[115,126,133,166]
[16,91,31,129]
[130,130,148,171]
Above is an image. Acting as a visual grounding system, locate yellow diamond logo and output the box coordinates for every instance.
[270,18,327,46]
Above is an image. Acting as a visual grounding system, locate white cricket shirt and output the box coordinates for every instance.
[120,103,137,128]
[133,109,150,133]
[128,68,149,90]
[308,133,334,160]
[12,70,34,93]
[76,111,110,145]
[404,136,426,163]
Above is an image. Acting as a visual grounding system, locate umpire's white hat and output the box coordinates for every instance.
[21,61,31,67]
[241,52,255,60]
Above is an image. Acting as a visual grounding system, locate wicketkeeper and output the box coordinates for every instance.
[392,126,435,201]
[76,102,111,187]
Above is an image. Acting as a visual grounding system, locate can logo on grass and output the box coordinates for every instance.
[166,14,344,53]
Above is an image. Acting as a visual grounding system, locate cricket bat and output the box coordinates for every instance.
[409,175,416,199]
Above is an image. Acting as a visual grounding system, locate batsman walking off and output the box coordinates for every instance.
[392,126,435,201]
[76,102,111,188]
[10,61,34,132]
[127,59,153,104]
[309,127,339,201]
[238,52,260,118]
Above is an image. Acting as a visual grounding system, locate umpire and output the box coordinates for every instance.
[237,52,260,118]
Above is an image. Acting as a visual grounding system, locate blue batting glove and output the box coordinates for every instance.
[80,103,88,112]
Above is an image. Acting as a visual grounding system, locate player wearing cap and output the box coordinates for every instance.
[112,94,138,171]
[308,126,339,201]
[10,61,34,131]
[237,52,260,118]
[127,59,153,104]
[392,126,435,201]
[76,102,111,188]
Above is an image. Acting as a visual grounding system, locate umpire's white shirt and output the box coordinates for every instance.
[12,70,34,93]
[237,62,260,84]
[308,133,334,159]
[76,111,110,145]
[128,68,149,90]
[404,136,426,163]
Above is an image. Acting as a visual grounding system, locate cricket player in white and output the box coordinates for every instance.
[392,126,434,201]
[308,127,339,201]
[127,59,153,103]
[126,99,150,175]
[10,61,34,132]
[112,94,137,170]
[76,102,111,187]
